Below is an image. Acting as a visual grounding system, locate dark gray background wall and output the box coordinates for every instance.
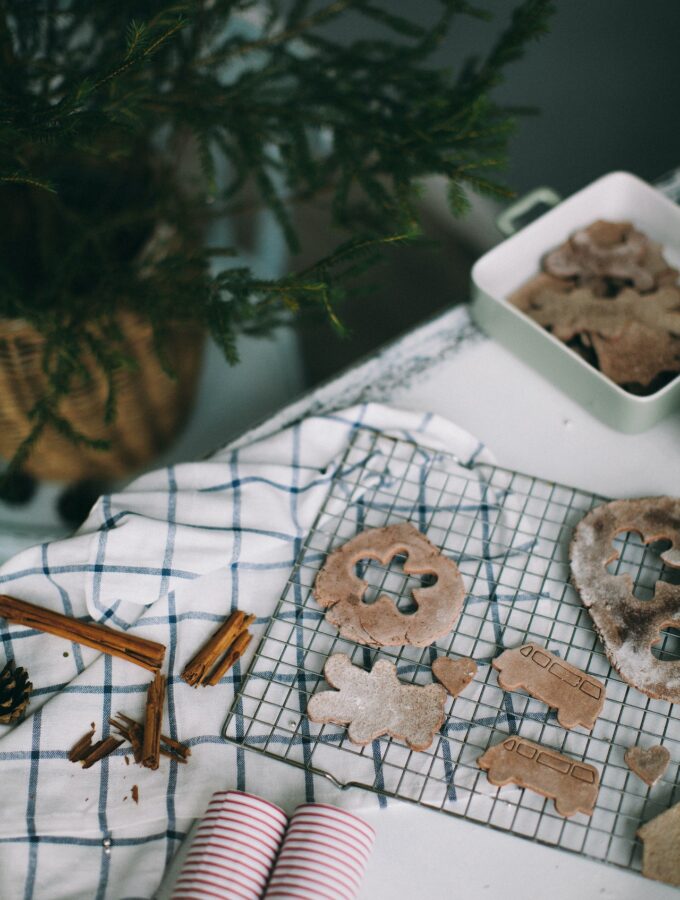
[329,0,680,195]
[479,0,680,195]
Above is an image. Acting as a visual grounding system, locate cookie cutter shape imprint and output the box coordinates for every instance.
[570,497,680,703]
[313,522,465,647]
[493,643,605,730]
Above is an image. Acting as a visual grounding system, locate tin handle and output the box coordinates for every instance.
[653,166,680,203]
[496,186,562,237]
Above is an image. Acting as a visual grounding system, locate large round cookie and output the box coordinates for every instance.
[313,522,465,647]
[570,497,680,703]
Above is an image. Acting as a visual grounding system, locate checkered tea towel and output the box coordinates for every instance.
[0,403,491,900]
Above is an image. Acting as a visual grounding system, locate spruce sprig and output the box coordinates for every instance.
[0,0,553,473]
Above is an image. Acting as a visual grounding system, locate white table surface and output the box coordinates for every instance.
[202,302,680,900]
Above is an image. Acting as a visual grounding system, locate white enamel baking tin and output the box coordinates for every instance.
[471,171,680,432]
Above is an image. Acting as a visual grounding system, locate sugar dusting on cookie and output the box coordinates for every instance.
[570,497,680,703]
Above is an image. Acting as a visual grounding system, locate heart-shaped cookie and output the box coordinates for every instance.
[432,656,477,698]
[624,744,670,787]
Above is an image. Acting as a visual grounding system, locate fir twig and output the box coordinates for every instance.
[0,0,554,473]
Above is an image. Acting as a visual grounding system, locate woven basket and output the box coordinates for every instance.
[0,311,204,481]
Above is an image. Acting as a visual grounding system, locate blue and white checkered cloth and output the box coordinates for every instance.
[0,403,486,900]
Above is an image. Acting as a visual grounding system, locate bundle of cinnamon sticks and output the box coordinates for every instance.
[181,610,255,687]
[69,675,191,771]
[68,725,123,770]
[1,591,256,777]
[110,712,190,767]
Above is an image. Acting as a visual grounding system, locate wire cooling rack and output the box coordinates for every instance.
[223,426,680,875]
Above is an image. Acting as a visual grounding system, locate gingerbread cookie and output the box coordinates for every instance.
[624,745,670,787]
[307,653,446,751]
[570,497,680,703]
[313,522,465,647]
[432,656,477,698]
[493,643,605,730]
[590,320,680,390]
[478,736,599,817]
[638,802,680,887]
[509,219,680,394]
[543,220,660,292]
[520,286,680,388]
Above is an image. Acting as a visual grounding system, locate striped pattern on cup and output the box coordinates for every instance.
[172,790,288,900]
[263,802,375,900]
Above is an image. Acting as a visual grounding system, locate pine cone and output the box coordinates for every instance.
[0,660,32,724]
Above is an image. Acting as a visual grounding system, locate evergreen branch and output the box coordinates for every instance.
[203,0,356,63]
[0,0,554,475]
[457,0,554,100]
[80,328,135,424]
[45,409,111,451]
[297,231,418,279]
[0,172,55,192]
[94,16,187,91]
[0,336,110,481]
[359,5,428,38]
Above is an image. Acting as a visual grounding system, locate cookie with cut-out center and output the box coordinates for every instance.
[478,736,600,818]
[313,522,465,647]
[570,497,680,703]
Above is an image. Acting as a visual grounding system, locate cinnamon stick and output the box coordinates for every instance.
[0,595,165,672]
[81,735,124,769]
[141,673,165,770]
[110,714,190,763]
[68,726,96,762]
[206,630,253,686]
[181,611,255,686]
[110,715,144,764]
[158,732,192,762]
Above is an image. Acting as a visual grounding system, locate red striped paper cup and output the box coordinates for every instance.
[172,790,288,900]
[263,803,375,900]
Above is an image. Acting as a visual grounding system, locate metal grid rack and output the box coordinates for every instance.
[223,427,680,875]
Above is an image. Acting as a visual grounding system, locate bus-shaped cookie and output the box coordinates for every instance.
[478,737,599,817]
[493,643,605,730]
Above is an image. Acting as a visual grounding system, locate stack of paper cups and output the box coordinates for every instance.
[262,803,375,899]
[172,790,288,900]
